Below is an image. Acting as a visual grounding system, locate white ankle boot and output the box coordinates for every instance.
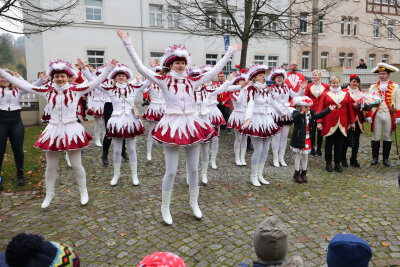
[279,150,287,167]
[110,162,121,186]
[257,163,270,185]
[146,141,152,161]
[75,175,89,205]
[130,161,139,186]
[201,161,208,184]
[272,150,280,167]
[210,150,218,169]
[189,186,202,219]
[41,176,56,208]
[240,149,247,166]
[234,149,242,166]
[161,190,173,225]
[250,165,261,187]
[95,132,102,147]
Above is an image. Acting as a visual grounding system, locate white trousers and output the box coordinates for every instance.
[372,112,392,141]
[294,152,308,171]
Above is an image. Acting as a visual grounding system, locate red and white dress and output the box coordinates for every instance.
[240,83,281,138]
[345,87,366,132]
[204,81,226,126]
[142,83,165,121]
[123,38,235,146]
[227,89,248,130]
[86,87,107,117]
[269,83,302,126]
[0,65,114,151]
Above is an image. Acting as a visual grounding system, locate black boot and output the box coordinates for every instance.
[342,147,348,167]
[382,141,392,166]
[334,163,342,172]
[121,150,129,161]
[293,170,302,183]
[325,162,333,172]
[316,147,322,156]
[371,141,380,165]
[301,170,308,183]
[311,148,316,156]
[16,169,24,186]
[101,153,109,166]
[350,146,360,167]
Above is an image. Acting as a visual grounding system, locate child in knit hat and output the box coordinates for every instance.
[327,233,372,267]
[239,217,303,267]
[137,251,186,267]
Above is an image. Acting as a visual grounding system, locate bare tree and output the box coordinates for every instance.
[166,0,341,67]
[0,0,79,35]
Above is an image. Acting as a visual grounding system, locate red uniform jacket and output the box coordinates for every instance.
[317,89,355,137]
[304,83,329,111]
[215,81,231,107]
[343,87,365,132]
[286,71,305,93]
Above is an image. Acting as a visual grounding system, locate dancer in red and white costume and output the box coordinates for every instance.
[80,61,150,186]
[241,65,282,187]
[0,59,116,208]
[269,68,306,167]
[143,65,165,161]
[286,61,305,93]
[117,29,241,225]
[227,72,248,166]
[86,65,107,147]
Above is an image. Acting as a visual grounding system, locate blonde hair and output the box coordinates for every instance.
[330,76,340,83]
[312,70,322,76]
[2,69,16,89]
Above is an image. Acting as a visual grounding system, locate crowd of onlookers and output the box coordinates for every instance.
[0,217,373,267]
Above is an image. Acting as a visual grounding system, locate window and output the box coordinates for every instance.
[85,0,102,22]
[347,53,353,68]
[339,53,345,67]
[268,56,279,69]
[150,52,164,64]
[374,0,380,3]
[354,18,358,36]
[383,0,388,3]
[167,7,180,28]
[302,51,310,70]
[382,54,389,63]
[87,50,104,68]
[149,5,163,26]
[321,52,328,70]
[254,55,265,65]
[390,0,396,5]
[206,54,218,66]
[318,15,324,34]
[221,15,232,31]
[388,21,394,38]
[300,13,308,33]
[374,19,380,37]
[341,17,345,35]
[254,15,264,29]
[347,18,351,35]
[222,54,232,73]
[206,13,217,29]
[369,54,376,67]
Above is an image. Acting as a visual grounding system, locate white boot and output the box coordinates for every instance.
[240,148,247,166]
[146,140,152,161]
[75,175,89,205]
[272,150,280,167]
[110,162,121,186]
[189,186,202,219]
[161,190,173,225]
[201,161,208,184]
[257,163,270,185]
[250,165,261,187]
[279,150,287,167]
[41,175,56,208]
[211,150,218,169]
[130,161,139,186]
[234,149,242,166]
[95,131,102,147]
[65,152,72,167]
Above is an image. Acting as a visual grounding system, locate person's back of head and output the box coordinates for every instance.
[327,233,372,267]
[5,233,79,267]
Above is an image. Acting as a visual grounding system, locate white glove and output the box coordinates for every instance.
[396,118,400,125]
[366,117,372,124]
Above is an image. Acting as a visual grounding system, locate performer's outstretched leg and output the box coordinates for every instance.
[210,126,219,169]
[234,130,242,166]
[41,151,61,208]
[240,133,247,166]
[250,137,262,187]
[111,138,123,186]
[68,150,89,205]
[278,125,290,167]
[257,138,271,185]
[147,121,157,161]
[271,133,280,167]
[127,138,139,185]
[200,142,209,184]
[185,144,202,219]
[94,117,103,147]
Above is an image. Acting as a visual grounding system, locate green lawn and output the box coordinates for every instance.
[1,126,46,192]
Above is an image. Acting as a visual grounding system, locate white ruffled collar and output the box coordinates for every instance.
[116,82,128,89]
[53,82,71,91]
[169,70,187,79]
[330,86,342,93]
[347,86,360,93]
[254,81,266,90]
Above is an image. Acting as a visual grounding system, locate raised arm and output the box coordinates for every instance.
[0,68,46,96]
[81,67,95,82]
[117,30,159,84]
[289,81,307,97]
[133,79,152,94]
[77,61,116,95]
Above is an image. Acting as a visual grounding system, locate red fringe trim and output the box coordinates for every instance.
[34,131,93,151]
[106,125,145,139]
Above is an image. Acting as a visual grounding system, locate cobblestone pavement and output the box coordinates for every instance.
[1,118,400,266]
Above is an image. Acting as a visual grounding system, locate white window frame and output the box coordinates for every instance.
[167,6,180,28]
[300,13,308,33]
[206,54,218,66]
[318,15,324,34]
[87,49,105,68]
[347,17,352,35]
[339,53,345,67]
[388,21,394,38]
[149,5,163,27]
[150,52,164,65]
[85,0,103,22]
[383,0,388,4]
[221,15,232,31]
[382,54,389,63]
[254,15,264,29]
[347,53,353,68]
[267,56,279,69]
[222,54,232,73]
[354,18,358,36]
[254,55,265,65]
[369,54,376,68]
[341,17,345,35]
[321,52,328,70]
[374,0,380,3]
[374,19,380,38]
[302,51,310,70]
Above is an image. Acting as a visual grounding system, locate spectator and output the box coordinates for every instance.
[239,217,303,267]
[281,62,289,71]
[0,233,80,267]
[356,59,368,69]
[327,233,372,267]
[137,251,186,267]
[286,61,306,93]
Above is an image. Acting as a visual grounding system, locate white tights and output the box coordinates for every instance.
[162,144,200,191]
[234,130,247,152]
[294,152,309,171]
[250,137,271,165]
[200,143,210,164]
[93,117,103,137]
[147,121,157,157]
[271,125,290,152]
[211,126,220,151]
[113,138,137,163]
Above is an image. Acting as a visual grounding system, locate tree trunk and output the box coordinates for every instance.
[240,0,253,68]
[311,0,319,70]
[240,38,249,68]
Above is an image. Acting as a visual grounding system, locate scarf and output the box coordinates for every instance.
[169,70,187,79]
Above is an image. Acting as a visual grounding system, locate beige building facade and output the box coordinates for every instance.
[290,0,400,71]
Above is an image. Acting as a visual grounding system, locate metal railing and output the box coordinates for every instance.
[20,93,39,109]
[343,68,378,86]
